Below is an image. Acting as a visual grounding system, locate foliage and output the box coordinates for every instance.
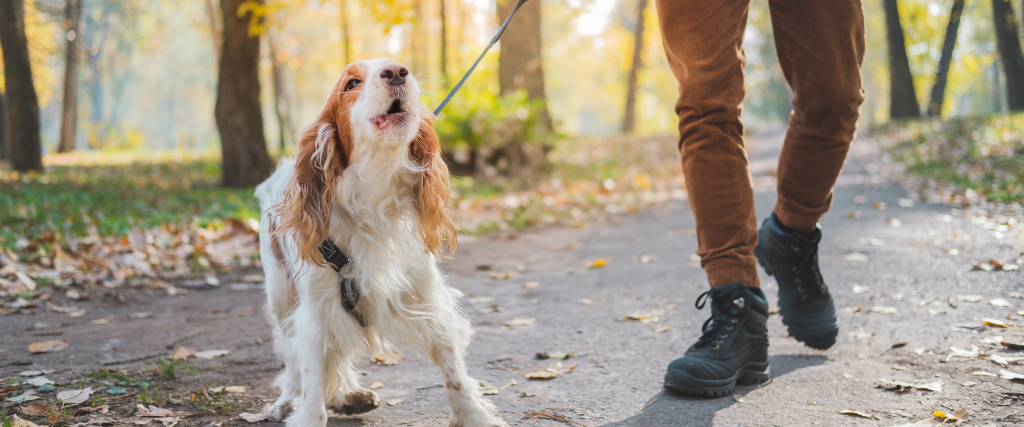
[149,357,197,379]
[0,151,258,253]
[879,112,1024,202]
[435,88,554,153]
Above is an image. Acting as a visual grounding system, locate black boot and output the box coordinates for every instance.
[664,283,770,397]
[754,212,838,350]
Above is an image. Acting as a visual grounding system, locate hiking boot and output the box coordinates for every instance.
[754,212,838,350]
[664,283,770,397]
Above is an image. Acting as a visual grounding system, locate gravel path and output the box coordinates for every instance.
[3,132,1023,426]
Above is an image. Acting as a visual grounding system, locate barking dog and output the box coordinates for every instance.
[255,59,508,427]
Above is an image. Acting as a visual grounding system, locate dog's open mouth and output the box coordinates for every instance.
[372,99,408,130]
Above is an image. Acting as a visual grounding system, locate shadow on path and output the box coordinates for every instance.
[600,354,826,426]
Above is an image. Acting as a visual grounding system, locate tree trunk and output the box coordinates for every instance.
[0,91,7,160]
[622,0,647,133]
[884,0,920,119]
[0,0,42,171]
[440,0,447,85]
[992,0,1024,111]
[205,0,222,61]
[339,0,351,65]
[926,0,964,117]
[497,0,551,130]
[269,34,293,153]
[58,0,82,153]
[411,1,426,75]
[215,0,273,187]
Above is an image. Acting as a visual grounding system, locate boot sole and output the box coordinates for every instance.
[755,253,837,350]
[664,361,770,397]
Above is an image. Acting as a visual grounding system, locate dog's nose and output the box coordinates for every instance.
[379,65,409,86]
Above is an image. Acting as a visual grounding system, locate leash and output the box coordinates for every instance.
[433,0,529,116]
[321,0,529,328]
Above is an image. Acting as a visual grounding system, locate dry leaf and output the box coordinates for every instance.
[653,325,672,333]
[239,413,268,423]
[7,391,38,403]
[369,382,384,389]
[955,294,982,302]
[193,349,229,359]
[28,339,67,353]
[503,317,537,327]
[25,376,53,386]
[990,298,1013,307]
[624,311,661,324]
[999,369,1024,381]
[844,253,869,262]
[982,318,1010,328]
[588,258,608,269]
[580,298,594,306]
[10,416,40,427]
[488,271,518,280]
[479,380,499,395]
[839,409,874,419]
[171,347,195,360]
[871,201,887,210]
[521,281,540,289]
[58,387,94,405]
[386,399,403,406]
[371,353,402,366]
[15,272,36,291]
[638,254,656,264]
[850,284,870,294]
[136,404,174,417]
[19,403,49,416]
[946,345,981,361]
[209,386,246,393]
[869,306,897,314]
[732,394,745,403]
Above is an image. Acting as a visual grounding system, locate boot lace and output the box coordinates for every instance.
[788,241,829,301]
[693,291,746,350]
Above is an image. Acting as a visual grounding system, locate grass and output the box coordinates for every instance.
[877,113,1024,203]
[1,150,259,253]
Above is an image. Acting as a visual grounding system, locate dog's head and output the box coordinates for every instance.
[277,59,456,265]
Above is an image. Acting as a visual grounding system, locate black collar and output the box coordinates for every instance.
[318,239,351,272]
[317,239,367,327]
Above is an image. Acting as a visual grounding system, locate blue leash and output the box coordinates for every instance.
[432,0,529,116]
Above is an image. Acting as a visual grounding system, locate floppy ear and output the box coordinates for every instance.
[409,115,458,256]
[275,122,349,265]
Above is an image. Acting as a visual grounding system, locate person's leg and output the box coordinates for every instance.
[770,0,865,230]
[657,0,770,398]
[657,0,759,289]
[754,0,865,350]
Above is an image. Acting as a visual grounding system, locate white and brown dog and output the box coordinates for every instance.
[255,59,507,427]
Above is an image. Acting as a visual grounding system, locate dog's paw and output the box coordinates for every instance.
[328,388,381,415]
[265,400,293,422]
[449,400,508,427]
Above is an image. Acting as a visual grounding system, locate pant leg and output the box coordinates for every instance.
[656,0,759,288]
[768,0,866,232]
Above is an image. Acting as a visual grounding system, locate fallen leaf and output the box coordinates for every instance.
[503,317,537,327]
[961,381,976,387]
[624,311,661,324]
[898,198,914,208]
[638,254,656,264]
[239,413,268,423]
[479,380,499,395]
[369,382,384,390]
[15,272,37,291]
[25,376,53,387]
[869,306,898,314]
[107,386,127,395]
[467,296,494,304]
[970,370,997,377]
[58,387,94,405]
[980,335,1005,344]
[28,339,67,354]
[653,325,672,333]
[371,353,402,366]
[946,345,981,361]
[488,271,518,280]
[19,403,49,416]
[992,354,1024,367]
[7,390,39,403]
[386,399,403,406]
[10,415,40,427]
[850,284,870,294]
[208,386,246,393]
[933,410,956,422]
[580,298,594,305]
[536,351,575,360]
[871,201,887,210]
[844,253,869,262]
[875,379,942,393]
[525,370,558,380]
[66,289,82,300]
[845,210,861,218]
[522,410,589,427]
[732,394,746,403]
[955,294,982,302]
[982,318,1011,328]
[17,370,43,377]
[999,369,1024,381]
[588,258,608,269]
[136,404,174,417]
[839,409,874,419]
[1001,341,1024,350]
[990,298,1013,307]
[171,347,195,360]
[521,281,540,289]
[848,330,872,340]
[193,349,230,359]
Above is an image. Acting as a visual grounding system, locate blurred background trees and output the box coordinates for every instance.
[0,0,1022,181]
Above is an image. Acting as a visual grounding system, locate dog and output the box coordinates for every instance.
[255,59,508,427]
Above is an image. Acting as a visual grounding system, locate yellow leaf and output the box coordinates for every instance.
[371,353,402,366]
[588,258,608,268]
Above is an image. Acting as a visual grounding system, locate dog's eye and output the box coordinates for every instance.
[344,79,362,91]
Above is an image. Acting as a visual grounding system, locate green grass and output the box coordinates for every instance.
[1,152,259,253]
[878,113,1024,203]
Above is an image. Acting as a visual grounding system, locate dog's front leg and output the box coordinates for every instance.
[285,305,332,427]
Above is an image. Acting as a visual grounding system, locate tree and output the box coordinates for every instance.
[884,0,919,119]
[926,0,964,117]
[58,0,83,153]
[0,0,42,171]
[215,0,273,187]
[269,33,293,152]
[497,0,551,130]
[621,0,648,133]
[992,0,1024,111]
[439,0,447,84]
[0,91,7,160]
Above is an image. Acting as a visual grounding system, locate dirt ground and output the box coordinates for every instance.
[3,133,1024,426]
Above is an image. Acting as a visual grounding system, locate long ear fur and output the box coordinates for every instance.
[275,122,348,265]
[409,116,458,256]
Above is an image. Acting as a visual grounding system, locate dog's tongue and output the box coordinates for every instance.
[374,115,388,128]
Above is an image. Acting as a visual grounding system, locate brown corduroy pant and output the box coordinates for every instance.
[655,0,866,288]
